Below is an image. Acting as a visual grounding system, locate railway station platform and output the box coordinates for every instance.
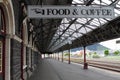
[28,59,120,80]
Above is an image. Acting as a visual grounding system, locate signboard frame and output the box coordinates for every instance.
[28,6,114,18]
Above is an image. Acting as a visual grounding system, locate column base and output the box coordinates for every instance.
[83,63,88,69]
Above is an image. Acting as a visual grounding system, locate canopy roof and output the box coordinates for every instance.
[48,0,120,52]
[12,0,120,53]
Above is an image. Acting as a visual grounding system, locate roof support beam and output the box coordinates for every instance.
[50,19,94,51]
[48,18,77,50]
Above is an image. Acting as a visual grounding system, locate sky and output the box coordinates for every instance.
[100,38,120,50]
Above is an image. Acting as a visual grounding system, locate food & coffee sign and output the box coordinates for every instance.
[28,6,114,18]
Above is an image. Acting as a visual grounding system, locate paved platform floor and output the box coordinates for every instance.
[28,59,120,80]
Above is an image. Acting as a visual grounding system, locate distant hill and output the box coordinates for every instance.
[71,43,110,52]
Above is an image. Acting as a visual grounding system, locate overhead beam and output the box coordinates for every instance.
[50,19,94,52]
[56,16,120,52]
[48,18,77,50]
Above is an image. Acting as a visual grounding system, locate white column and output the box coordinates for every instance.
[5,35,11,80]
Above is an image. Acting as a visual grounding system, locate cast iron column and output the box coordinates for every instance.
[83,46,88,69]
[58,53,59,61]
[62,51,63,62]
[54,54,55,59]
[68,49,70,64]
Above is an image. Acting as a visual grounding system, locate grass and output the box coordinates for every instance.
[104,56,120,60]
[87,55,120,61]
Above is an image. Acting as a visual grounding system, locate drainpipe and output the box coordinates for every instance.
[21,24,24,80]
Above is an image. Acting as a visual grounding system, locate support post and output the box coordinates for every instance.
[62,51,63,62]
[44,54,45,58]
[55,54,56,59]
[51,54,52,58]
[49,54,50,58]
[83,46,88,69]
[58,53,59,61]
[48,54,49,58]
[68,49,70,64]
[54,54,55,59]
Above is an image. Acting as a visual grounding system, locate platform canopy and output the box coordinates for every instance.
[12,0,120,53]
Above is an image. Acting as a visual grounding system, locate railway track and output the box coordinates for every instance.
[63,58,120,72]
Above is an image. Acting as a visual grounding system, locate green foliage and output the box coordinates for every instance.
[89,52,92,56]
[88,52,92,58]
[104,50,109,56]
[75,54,82,57]
[113,50,120,56]
[92,52,100,58]
[64,53,69,56]
[94,52,97,55]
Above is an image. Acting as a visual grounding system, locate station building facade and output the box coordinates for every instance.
[0,0,40,80]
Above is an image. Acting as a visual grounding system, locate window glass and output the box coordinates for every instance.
[0,8,5,32]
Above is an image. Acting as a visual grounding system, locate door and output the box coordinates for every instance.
[0,40,3,80]
[0,6,6,80]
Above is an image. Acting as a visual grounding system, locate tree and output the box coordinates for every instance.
[104,50,109,56]
[113,50,120,56]
[92,52,100,58]
[64,53,69,56]
[88,52,92,58]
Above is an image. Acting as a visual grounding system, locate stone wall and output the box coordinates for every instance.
[10,39,21,80]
